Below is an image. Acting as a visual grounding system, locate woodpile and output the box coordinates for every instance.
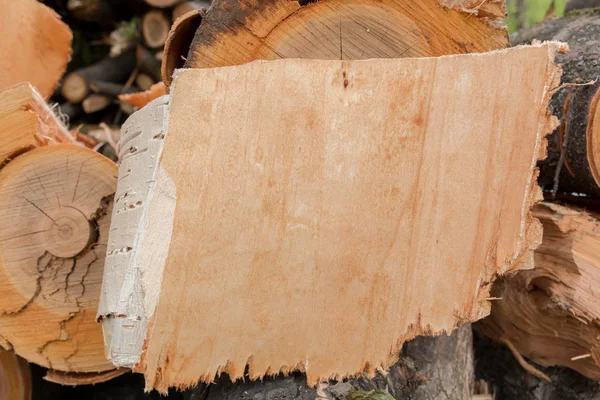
[2,0,600,398]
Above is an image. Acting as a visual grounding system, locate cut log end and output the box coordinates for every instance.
[62,73,89,104]
[145,0,184,7]
[0,145,117,374]
[143,10,171,49]
[185,0,509,70]
[82,94,113,114]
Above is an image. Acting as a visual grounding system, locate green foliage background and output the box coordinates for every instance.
[506,0,568,31]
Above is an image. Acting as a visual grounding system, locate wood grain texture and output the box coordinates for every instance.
[183,0,508,78]
[0,83,74,167]
[0,145,117,374]
[0,350,31,400]
[0,0,72,99]
[99,42,563,393]
[480,202,600,381]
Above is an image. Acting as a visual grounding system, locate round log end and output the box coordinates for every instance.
[143,10,171,49]
[0,145,117,374]
[61,73,89,104]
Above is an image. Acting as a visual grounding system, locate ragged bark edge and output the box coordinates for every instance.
[100,42,565,392]
[184,0,508,70]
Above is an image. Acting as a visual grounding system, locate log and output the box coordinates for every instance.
[137,45,163,82]
[61,50,137,104]
[66,0,114,23]
[142,10,171,49]
[0,144,117,376]
[0,0,72,98]
[135,73,155,91]
[479,202,600,381]
[0,350,31,400]
[82,94,113,114]
[98,42,563,393]
[182,0,508,72]
[0,83,74,167]
[145,0,184,8]
[162,8,203,85]
[172,0,211,21]
[43,368,128,386]
[90,80,139,97]
[512,10,600,198]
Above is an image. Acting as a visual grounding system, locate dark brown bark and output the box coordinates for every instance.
[512,9,600,198]
[62,50,137,103]
[162,8,203,86]
[90,80,139,97]
[137,45,163,82]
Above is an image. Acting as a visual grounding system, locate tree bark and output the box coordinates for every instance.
[512,9,600,198]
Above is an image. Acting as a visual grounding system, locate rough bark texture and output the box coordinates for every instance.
[512,9,600,198]
[162,8,203,85]
[479,202,600,381]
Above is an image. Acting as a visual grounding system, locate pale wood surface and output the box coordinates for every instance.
[0,83,74,167]
[0,145,117,373]
[100,42,563,392]
[0,0,72,99]
[480,202,600,381]
[183,0,508,77]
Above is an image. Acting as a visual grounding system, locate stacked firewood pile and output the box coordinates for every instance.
[1,0,600,399]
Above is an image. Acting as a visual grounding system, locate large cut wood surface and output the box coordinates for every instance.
[99,43,563,392]
[0,0,72,98]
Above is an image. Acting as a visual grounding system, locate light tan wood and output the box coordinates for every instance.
[0,145,117,374]
[135,73,155,91]
[172,1,210,21]
[588,88,600,188]
[0,350,31,400]
[143,10,171,49]
[99,42,564,393]
[44,368,128,386]
[480,202,600,381]
[82,94,112,114]
[146,0,184,7]
[182,0,508,82]
[0,83,74,167]
[118,82,167,109]
[0,0,72,99]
